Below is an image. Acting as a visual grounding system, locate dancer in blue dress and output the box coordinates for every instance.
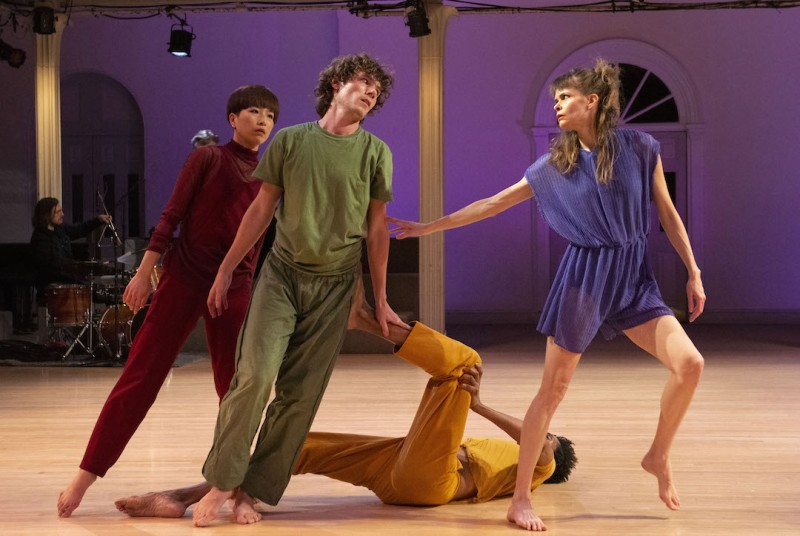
[388,59,705,531]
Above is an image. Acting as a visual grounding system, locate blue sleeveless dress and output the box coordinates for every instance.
[525,129,673,353]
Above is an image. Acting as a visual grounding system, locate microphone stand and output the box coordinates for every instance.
[96,190,126,362]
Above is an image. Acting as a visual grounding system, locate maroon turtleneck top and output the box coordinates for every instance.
[147,140,263,290]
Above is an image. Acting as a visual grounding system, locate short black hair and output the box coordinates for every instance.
[32,197,59,230]
[314,53,394,118]
[227,85,280,124]
[544,435,577,484]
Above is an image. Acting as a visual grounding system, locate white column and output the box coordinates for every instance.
[35,14,66,199]
[417,2,456,333]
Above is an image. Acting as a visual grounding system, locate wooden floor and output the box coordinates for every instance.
[1,324,798,535]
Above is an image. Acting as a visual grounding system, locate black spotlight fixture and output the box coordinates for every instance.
[33,6,56,35]
[405,0,431,38]
[167,15,195,57]
[0,38,26,68]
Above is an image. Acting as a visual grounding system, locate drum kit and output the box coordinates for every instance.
[45,259,163,362]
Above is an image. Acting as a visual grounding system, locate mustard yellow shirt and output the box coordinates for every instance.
[462,437,556,502]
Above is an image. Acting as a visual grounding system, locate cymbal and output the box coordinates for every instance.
[64,259,124,278]
[116,250,146,262]
[67,259,115,267]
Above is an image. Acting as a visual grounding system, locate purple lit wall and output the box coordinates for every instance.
[0,8,798,321]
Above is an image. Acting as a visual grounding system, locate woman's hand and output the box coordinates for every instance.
[386,216,430,239]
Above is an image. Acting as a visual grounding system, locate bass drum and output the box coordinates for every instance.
[99,304,149,359]
[130,304,149,342]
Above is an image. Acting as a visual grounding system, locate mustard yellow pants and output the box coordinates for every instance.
[293,322,481,505]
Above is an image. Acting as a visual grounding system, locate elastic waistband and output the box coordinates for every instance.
[268,252,359,281]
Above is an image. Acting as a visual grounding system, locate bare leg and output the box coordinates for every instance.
[57,469,97,517]
[233,488,262,525]
[192,486,234,527]
[347,276,411,346]
[115,482,211,518]
[624,315,703,511]
[507,338,581,531]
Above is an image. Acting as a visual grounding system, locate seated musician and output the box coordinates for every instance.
[29,197,111,306]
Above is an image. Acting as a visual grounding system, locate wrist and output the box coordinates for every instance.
[218,260,236,275]
[688,268,701,281]
[469,400,485,412]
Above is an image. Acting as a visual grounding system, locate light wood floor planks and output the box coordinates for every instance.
[0,324,798,535]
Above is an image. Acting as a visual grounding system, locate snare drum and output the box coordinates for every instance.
[46,284,90,326]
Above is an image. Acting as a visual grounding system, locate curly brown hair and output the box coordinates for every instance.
[549,58,621,185]
[314,53,394,118]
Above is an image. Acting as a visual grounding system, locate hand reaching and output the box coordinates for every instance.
[385,216,430,240]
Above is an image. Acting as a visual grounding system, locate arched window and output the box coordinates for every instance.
[619,63,679,124]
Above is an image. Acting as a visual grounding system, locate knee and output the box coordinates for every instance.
[462,347,481,369]
[675,351,704,384]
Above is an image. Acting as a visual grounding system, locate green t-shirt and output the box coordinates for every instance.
[253,122,393,274]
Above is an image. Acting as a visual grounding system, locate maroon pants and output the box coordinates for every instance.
[80,268,251,477]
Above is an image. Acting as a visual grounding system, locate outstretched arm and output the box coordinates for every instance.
[459,364,523,444]
[207,182,282,317]
[387,177,533,239]
[652,156,706,321]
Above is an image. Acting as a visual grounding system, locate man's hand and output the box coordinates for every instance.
[207,269,233,318]
[458,364,484,409]
[374,300,410,337]
[97,214,113,224]
[123,272,152,314]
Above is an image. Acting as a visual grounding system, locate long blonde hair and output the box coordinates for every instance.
[548,59,621,185]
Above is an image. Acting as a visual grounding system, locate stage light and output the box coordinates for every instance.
[33,6,56,35]
[167,20,195,57]
[0,38,26,68]
[405,0,431,38]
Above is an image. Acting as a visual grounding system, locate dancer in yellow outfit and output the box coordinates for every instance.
[115,288,576,519]
[294,322,575,505]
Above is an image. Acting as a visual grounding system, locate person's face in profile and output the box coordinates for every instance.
[49,204,64,228]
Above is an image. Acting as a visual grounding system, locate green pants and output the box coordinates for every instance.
[202,254,358,504]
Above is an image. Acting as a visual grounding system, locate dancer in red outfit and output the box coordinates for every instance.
[57,85,280,517]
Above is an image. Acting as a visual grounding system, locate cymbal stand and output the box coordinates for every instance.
[96,200,127,363]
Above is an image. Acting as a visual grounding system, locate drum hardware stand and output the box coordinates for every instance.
[59,311,92,360]
[96,190,128,363]
[58,262,102,361]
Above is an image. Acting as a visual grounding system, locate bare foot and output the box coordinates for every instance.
[507,498,547,531]
[192,487,233,527]
[57,469,97,517]
[115,491,187,518]
[233,489,262,525]
[641,451,681,510]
